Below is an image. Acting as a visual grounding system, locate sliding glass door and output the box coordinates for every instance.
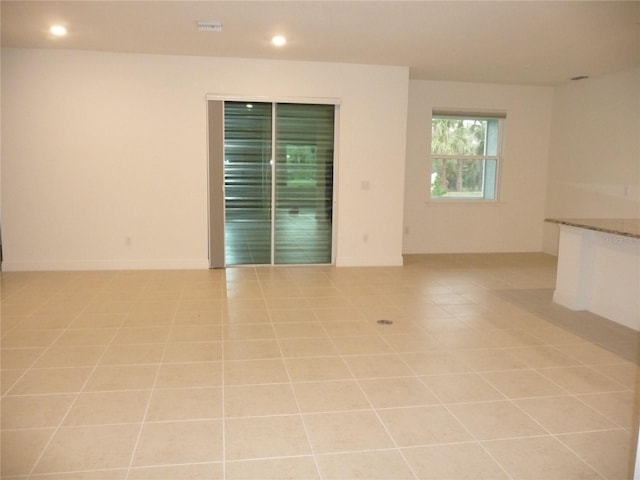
[224,102,273,265]
[274,103,334,264]
[209,100,335,267]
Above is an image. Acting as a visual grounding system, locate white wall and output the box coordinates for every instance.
[403,80,553,254]
[1,48,409,270]
[543,67,640,254]
[635,423,640,480]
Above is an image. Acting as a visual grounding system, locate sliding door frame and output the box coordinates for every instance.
[207,100,226,268]
[206,95,341,268]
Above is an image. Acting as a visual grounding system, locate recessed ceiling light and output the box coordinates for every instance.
[271,35,286,47]
[50,25,67,37]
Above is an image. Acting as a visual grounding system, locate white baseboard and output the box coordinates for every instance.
[335,255,404,267]
[3,257,409,271]
[1,258,210,271]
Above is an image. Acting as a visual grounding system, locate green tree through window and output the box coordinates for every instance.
[431,114,502,200]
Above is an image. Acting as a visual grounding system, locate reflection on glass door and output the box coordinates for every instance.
[222,101,335,266]
[224,102,272,265]
[275,104,334,264]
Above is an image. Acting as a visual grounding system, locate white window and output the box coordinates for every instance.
[430,111,504,201]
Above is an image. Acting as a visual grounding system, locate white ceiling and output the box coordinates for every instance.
[2,1,639,86]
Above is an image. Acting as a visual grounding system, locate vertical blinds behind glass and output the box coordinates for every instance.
[223,101,335,265]
[224,102,272,264]
[275,103,335,264]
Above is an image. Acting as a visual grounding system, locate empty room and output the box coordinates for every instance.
[1,1,639,479]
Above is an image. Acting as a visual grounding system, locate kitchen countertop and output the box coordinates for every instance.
[545,218,640,239]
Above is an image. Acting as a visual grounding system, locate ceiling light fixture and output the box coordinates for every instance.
[271,35,286,47]
[50,25,67,37]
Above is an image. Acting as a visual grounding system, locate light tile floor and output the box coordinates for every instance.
[1,253,639,479]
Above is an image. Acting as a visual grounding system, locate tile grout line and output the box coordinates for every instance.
[1,273,93,399]
[473,353,616,479]
[23,271,132,479]
[256,268,324,480]
[220,272,228,480]
[402,329,520,480]
[411,358,518,480]
[321,311,422,480]
[391,328,521,480]
[2,259,637,479]
[123,279,182,480]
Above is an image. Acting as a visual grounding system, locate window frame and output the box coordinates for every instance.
[429,111,505,203]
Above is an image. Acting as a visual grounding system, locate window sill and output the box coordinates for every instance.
[425,199,504,206]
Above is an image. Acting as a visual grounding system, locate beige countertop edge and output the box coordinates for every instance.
[545,218,640,239]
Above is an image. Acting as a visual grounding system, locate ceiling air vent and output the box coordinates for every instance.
[197,21,223,32]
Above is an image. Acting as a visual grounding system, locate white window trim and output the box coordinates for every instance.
[429,112,505,203]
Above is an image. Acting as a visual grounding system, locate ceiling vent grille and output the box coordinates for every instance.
[197,21,223,32]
